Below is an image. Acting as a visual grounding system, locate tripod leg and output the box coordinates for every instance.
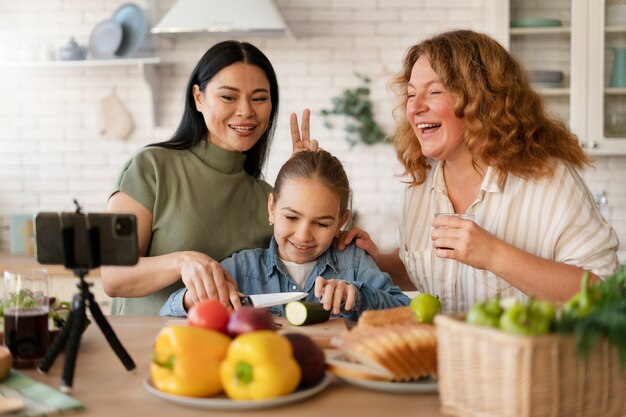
[38,307,76,373]
[60,292,87,393]
[85,292,136,371]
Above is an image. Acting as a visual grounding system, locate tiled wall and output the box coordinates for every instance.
[0,0,624,260]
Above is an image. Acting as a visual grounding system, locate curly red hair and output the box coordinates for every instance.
[390,29,590,186]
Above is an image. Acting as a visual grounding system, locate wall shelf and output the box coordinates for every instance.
[0,57,162,126]
[606,88,626,95]
[606,26,626,33]
[0,57,161,68]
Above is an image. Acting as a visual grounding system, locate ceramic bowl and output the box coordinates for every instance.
[528,70,564,88]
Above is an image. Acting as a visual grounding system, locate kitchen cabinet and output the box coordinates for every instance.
[0,57,161,126]
[493,0,626,155]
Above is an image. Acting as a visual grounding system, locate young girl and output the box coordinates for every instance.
[159,150,410,320]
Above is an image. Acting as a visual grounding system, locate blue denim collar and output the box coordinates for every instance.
[264,237,341,286]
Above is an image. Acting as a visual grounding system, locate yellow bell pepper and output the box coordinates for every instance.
[220,330,301,400]
[150,326,230,397]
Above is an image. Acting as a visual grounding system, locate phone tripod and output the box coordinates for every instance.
[37,268,136,393]
[37,203,136,393]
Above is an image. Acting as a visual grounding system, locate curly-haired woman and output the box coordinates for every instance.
[341,29,619,313]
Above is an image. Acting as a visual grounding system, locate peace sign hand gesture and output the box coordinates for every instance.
[290,108,319,154]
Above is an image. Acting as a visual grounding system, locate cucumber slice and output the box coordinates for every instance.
[286,301,331,326]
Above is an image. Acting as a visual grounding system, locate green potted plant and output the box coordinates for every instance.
[320,73,387,147]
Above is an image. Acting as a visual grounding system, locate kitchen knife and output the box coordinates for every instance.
[239,292,307,309]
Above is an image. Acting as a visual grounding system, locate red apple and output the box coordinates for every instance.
[284,333,326,387]
[226,307,276,337]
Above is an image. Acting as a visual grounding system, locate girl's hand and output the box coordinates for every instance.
[336,227,380,262]
[178,252,242,310]
[290,108,319,153]
[430,216,497,270]
[314,276,356,315]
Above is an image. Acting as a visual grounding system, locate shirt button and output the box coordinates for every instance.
[292,285,297,290]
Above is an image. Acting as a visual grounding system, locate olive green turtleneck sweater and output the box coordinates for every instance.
[111,141,273,315]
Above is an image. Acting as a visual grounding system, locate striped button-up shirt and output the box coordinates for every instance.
[399,160,619,313]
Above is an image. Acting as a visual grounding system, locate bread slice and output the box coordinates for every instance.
[331,330,396,377]
[358,306,416,327]
[327,354,394,381]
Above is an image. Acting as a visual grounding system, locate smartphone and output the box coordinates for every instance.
[35,212,139,268]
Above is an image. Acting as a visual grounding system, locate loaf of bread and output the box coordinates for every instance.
[358,306,417,327]
[330,307,438,381]
[330,323,437,381]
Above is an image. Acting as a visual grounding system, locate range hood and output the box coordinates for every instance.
[151,0,288,35]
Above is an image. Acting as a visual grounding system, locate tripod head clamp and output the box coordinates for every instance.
[60,201,102,270]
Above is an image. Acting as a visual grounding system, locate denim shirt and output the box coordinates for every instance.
[159,238,410,320]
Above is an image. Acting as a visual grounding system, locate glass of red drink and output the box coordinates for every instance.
[3,269,49,369]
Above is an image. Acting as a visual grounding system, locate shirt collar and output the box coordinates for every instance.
[430,160,502,194]
[430,160,446,193]
[264,237,340,284]
[190,140,246,175]
[480,165,503,193]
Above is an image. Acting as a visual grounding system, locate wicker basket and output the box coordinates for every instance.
[435,315,626,417]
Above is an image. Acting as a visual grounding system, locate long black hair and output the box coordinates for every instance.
[150,41,279,178]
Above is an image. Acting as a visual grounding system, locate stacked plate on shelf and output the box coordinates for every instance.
[527,70,564,88]
[88,3,148,59]
[510,18,562,28]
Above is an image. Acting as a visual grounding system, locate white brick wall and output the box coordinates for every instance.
[0,0,624,261]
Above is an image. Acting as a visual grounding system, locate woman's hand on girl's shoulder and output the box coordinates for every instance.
[336,227,380,262]
[290,108,319,153]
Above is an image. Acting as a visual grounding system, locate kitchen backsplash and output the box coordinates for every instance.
[0,0,624,261]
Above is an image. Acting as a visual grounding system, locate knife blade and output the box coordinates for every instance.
[239,292,307,309]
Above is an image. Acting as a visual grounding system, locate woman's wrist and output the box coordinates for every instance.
[482,236,509,275]
[170,251,190,277]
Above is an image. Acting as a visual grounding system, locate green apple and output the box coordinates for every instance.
[466,299,502,328]
[410,293,441,324]
[499,301,553,335]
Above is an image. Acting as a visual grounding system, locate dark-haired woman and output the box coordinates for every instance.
[103,41,316,315]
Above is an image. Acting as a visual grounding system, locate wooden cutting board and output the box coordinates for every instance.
[275,318,347,349]
[166,317,348,349]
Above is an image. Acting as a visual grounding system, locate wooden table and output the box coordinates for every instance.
[22,316,446,417]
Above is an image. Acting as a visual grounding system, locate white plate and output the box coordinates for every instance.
[336,374,438,394]
[89,19,123,58]
[144,372,331,410]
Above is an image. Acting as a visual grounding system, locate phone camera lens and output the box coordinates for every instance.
[114,217,132,236]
